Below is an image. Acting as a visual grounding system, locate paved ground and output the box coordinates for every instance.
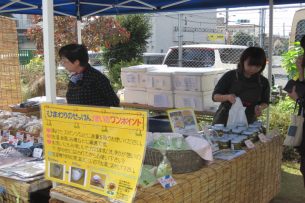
[272,66,288,87]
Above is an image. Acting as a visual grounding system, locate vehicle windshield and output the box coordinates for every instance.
[163,48,215,67]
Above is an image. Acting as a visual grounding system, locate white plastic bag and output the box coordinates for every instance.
[226,97,248,128]
[283,113,304,147]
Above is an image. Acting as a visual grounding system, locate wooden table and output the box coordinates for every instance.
[49,136,282,203]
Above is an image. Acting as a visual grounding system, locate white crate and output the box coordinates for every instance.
[121,65,165,88]
[174,90,219,111]
[147,89,174,108]
[146,69,174,91]
[123,87,147,105]
[202,90,219,111]
[173,68,225,92]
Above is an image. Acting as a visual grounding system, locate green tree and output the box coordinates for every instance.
[281,41,303,79]
[103,14,151,87]
[103,15,151,63]
[232,31,254,46]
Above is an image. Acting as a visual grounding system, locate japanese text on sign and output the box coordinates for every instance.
[41,104,147,203]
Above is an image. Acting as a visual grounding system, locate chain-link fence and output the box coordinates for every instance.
[14,6,305,86]
[162,45,245,70]
[88,51,107,73]
[145,6,305,86]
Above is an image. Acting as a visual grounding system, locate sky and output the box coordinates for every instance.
[218,3,305,37]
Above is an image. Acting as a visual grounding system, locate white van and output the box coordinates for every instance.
[162,44,273,84]
[162,44,246,70]
[143,52,166,64]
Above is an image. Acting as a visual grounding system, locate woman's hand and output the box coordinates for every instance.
[288,86,299,101]
[213,94,236,103]
[255,105,263,117]
[226,94,236,104]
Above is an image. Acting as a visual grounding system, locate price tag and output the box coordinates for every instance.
[258,133,270,143]
[2,130,9,137]
[16,132,24,140]
[33,148,43,158]
[26,134,34,142]
[245,140,255,149]
[158,175,177,189]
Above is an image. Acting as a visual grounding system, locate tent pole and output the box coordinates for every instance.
[178,13,183,67]
[77,20,82,44]
[266,0,274,132]
[43,0,56,103]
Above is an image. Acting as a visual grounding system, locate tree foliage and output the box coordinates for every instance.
[232,31,255,46]
[282,41,303,79]
[102,14,151,87]
[103,15,151,63]
[26,15,130,56]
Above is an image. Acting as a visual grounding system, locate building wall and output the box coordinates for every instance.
[146,11,222,53]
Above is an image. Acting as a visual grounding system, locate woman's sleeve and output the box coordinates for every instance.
[212,71,234,101]
[260,77,270,104]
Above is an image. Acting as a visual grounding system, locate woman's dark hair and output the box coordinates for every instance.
[300,35,305,68]
[237,46,267,74]
[59,44,89,67]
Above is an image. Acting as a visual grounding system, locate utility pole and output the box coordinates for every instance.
[225,8,229,44]
[178,13,183,67]
[259,8,266,48]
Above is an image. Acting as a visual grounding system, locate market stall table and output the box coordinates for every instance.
[49,135,282,203]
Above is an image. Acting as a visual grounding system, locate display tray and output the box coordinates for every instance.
[9,105,40,118]
[9,105,39,113]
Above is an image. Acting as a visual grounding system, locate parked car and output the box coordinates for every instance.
[163,44,246,69]
[58,51,106,74]
[162,44,273,84]
[143,52,166,64]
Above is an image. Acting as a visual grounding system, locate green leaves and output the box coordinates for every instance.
[281,42,304,79]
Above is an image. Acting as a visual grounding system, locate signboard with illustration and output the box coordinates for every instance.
[167,108,198,135]
[41,104,147,203]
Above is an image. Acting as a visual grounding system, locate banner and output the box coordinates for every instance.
[41,104,147,203]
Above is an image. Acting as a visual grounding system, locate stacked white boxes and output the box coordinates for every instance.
[173,68,225,111]
[121,65,225,111]
[146,68,177,108]
[121,65,166,104]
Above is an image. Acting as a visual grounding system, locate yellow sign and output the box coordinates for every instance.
[41,104,147,203]
[208,34,224,41]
